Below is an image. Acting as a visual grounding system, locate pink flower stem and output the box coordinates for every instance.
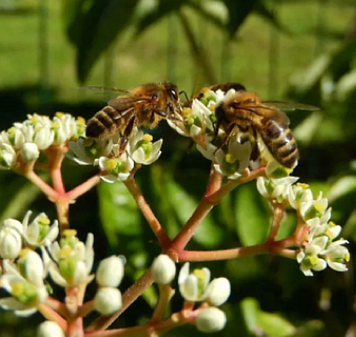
[47,145,67,195]
[87,269,154,332]
[179,243,297,262]
[66,173,102,201]
[86,312,192,337]
[24,170,58,201]
[266,204,285,242]
[170,167,265,253]
[124,177,171,248]
[46,296,67,317]
[37,303,67,330]
[151,284,175,323]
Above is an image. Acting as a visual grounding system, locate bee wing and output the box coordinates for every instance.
[262,100,320,112]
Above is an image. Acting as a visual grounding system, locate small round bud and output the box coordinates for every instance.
[152,254,176,285]
[0,227,22,259]
[20,142,40,163]
[37,321,64,337]
[94,287,122,316]
[196,307,227,333]
[96,256,124,288]
[206,278,231,306]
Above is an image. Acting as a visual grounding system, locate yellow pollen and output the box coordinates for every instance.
[77,117,86,125]
[314,201,325,213]
[297,183,309,189]
[59,245,72,259]
[52,122,60,129]
[55,112,65,118]
[325,229,333,239]
[328,221,336,227]
[39,216,50,225]
[225,153,235,164]
[310,255,319,266]
[105,159,118,171]
[63,229,77,238]
[193,269,205,279]
[209,106,216,112]
[19,248,31,258]
[181,108,192,117]
[7,127,16,134]
[345,253,350,262]
[29,116,39,123]
[12,282,25,296]
[143,134,153,142]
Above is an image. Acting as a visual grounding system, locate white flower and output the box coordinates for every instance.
[288,183,313,210]
[67,137,113,165]
[95,153,134,183]
[0,225,22,259]
[33,126,54,150]
[257,176,298,201]
[0,260,48,316]
[17,250,46,286]
[20,142,40,163]
[152,254,176,285]
[178,263,211,302]
[22,211,59,247]
[205,277,231,306]
[0,143,17,169]
[47,231,94,287]
[300,196,329,222]
[213,136,251,180]
[6,127,25,149]
[196,307,227,333]
[129,130,163,165]
[96,256,125,288]
[322,240,350,272]
[37,321,65,337]
[94,287,122,316]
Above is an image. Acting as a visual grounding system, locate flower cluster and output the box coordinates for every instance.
[68,128,163,183]
[0,113,85,169]
[257,177,350,276]
[168,88,291,180]
[152,255,230,333]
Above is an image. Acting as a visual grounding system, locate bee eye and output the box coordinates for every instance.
[152,94,158,100]
[167,89,178,101]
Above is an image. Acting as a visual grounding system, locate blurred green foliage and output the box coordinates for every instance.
[1,0,356,336]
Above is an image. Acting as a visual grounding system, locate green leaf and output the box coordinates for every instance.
[240,297,260,333]
[166,179,224,248]
[327,175,356,203]
[63,0,140,82]
[234,184,270,246]
[258,311,296,337]
[254,1,289,34]
[98,181,141,248]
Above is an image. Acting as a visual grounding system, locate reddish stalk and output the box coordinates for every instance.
[124,177,171,248]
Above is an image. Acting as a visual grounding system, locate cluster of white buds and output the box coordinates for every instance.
[68,127,163,182]
[257,176,350,276]
[0,113,85,169]
[0,211,58,259]
[168,88,290,180]
[151,255,230,333]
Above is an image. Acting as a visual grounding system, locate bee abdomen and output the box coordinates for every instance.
[86,106,118,138]
[260,121,299,169]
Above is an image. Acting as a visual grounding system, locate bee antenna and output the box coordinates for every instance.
[179,90,189,102]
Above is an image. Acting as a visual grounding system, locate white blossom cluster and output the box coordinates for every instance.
[257,177,350,276]
[168,88,290,180]
[152,255,230,333]
[0,212,125,318]
[0,113,85,169]
[68,127,163,183]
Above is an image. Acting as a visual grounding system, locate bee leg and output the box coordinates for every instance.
[213,124,237,154]
[119,116,136,154]
[250,128,260,162]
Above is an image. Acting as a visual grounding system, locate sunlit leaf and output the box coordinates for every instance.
[258,311,296,336]
[235,184,270,246]
[327,176,356,203]
[240,297,260,333]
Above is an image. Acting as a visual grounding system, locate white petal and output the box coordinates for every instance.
[180,274,198,301]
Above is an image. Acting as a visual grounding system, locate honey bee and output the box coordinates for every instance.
[215,90,318,168]
[193,82,246,99]
[85,82,182,152]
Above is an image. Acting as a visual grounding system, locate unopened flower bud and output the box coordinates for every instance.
[37,321,65,337]
[196,307,227,333]
[18,250,44,286]
[206,278,231,306]
[94,287,122,316]
[0,143,16,169]
[0,227,22,259]
[20,142,40,163]
[96,256,124,288]
[152,254,176,285]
